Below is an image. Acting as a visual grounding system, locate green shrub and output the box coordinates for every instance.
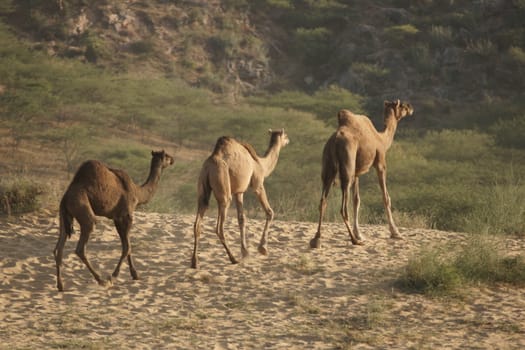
[247,85,363,126]
[128,39,155,55]
[293,27,331,65]
[397,236,525,296]
[462,171,525,236]
[0,179,43,215]
[398,246,463,296]
[490,117,525,149]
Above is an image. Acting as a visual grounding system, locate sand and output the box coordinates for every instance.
[1,210,524,349]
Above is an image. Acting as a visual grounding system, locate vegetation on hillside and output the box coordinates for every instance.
[0,0,524,238]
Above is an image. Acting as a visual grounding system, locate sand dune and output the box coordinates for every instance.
[1,211,524,349]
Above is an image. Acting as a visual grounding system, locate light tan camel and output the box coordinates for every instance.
[53,150,174,291]
[191,129,290,268]
[310,100,414,248]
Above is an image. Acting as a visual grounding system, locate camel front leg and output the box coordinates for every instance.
[234,193,249,258]
[254,186,274,255]
[376,166,401,239]
[113,215,138,280]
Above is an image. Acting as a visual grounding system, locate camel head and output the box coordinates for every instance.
[384,99,414,121]
[151,150,174,169]
[268,128,290,147]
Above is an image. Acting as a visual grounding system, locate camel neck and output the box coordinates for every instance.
[137,160,163,204]
[260,139,282,177]
[381,109,398,150]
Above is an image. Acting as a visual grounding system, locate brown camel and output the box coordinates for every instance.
[53,150,174,291]
[191,129,290,268]
[310,100,414,248]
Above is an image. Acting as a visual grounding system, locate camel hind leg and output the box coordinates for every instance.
[191,201,207,269]
[54,198,75,291]
[352,177,364,241]
[234,192,249,258]
[54,203,71,291]
[74,207,108,287]
[310,151,337,249]
[216,198,238,264]
[337,147,361,245]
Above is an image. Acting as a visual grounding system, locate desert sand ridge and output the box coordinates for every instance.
[1,211,524,349]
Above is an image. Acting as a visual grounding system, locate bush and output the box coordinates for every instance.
[247,85,363,126]
[128,39,155,55]
[398,246,463,296]
[0,179,43,215]
[462,171,525,236]
[490,117,525,149]
[397,235,525,296]
[293,27,332,66]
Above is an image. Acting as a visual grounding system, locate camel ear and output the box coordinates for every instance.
[268,128,273,134]
[396,99,400,107]
[384,100,391,107]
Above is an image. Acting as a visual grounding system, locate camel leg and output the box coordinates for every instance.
[254,186,274,255]
[216,199,239,264]
[53,229,68,292]
[113,215,138,280]
[75,218,107,286]
[234,193,249,258]
[310,178,334,249]
[376,166,401,239]
[352,177,364,241]
[191,203,207,269]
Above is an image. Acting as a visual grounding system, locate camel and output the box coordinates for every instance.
[53,150,174,291]
[310,100,414,248]
[191,129,290,268]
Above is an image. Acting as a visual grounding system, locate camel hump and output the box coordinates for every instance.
[212,136,234,156]
[337,109,356,126]
[70,160,104,182]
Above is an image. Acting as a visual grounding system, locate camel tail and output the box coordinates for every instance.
[59,198,74,239]
[197,160,214,209]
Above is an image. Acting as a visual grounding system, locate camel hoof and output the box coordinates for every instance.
[99,277,113,288]
[241,248,250,258]
[231,258,240,265]
[352,239,364,246]
[57,282,64,292]
[258,245,268,256]
[391,234,403,240]
[191,259,199,269]
[309,238,321,249]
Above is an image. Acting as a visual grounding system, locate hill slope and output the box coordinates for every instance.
[1,0,525,235]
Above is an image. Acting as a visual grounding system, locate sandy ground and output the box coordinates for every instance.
[1,210,524,349]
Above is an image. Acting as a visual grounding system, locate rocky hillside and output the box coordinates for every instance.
[3,0,525,126]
